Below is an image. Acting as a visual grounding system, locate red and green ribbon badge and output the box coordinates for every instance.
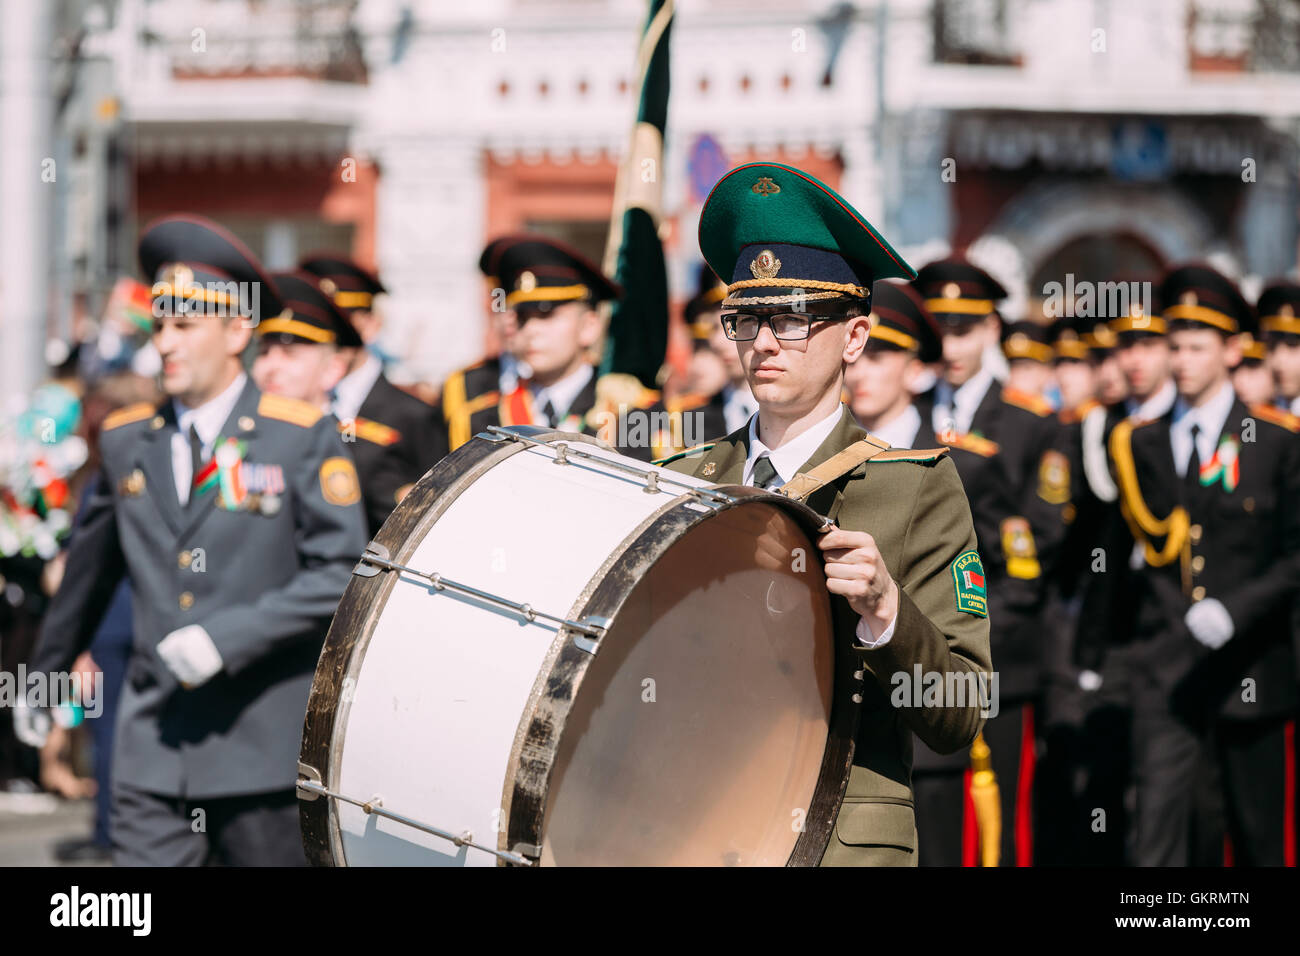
[1198,435,1239,492]
[192,436,248,508]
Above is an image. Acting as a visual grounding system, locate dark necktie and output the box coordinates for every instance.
[538,398,556,428]
[751,454,780,490]
[188,424,205,505]
[1184,423,1202,499]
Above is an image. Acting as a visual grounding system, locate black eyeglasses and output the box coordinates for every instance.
[721,312,848,341]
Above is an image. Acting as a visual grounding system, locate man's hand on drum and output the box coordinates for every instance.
[818,525,899,637]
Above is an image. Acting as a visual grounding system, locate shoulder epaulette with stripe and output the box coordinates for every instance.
[946,432,1000,457]
[1059,398,1101,425]
[667,392,711,413]
[1249,403,1300,433]
[868,447,949,463]
[102,402,156,432]
[345,417,402,446]
[652,442,716,467]
[1001,387,1053,417]
[258,393,323,428]
[596,372,661,411]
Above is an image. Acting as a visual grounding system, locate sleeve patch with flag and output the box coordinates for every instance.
[951,550,988,617]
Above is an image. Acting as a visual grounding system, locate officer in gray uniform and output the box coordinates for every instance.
[16,215,368,865]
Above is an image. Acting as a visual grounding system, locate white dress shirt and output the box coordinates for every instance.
[722,384,759,434]
[864,403,921,450]
[1170,380,1236,478]
[171,373,248,505]
[331,352,383,423]
[1290,395,1300,417]
[932,364,995,436]
[743,403,845,487]
[743,403,898,648]
[1126,378,1177,422]
[529,363,594,425]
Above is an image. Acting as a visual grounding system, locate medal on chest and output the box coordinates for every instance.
[1198,436,1239,492]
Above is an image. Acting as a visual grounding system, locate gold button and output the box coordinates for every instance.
[178,550,192,569]
[1192,555,1205,573]
[1191,586,1206,602]
[1243,497,1255,512]
[238,416,255,432]
[1189,524,1202,543]
[151,416,165,430]
[179,591,195,610]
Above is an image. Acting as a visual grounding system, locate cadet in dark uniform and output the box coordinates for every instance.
[15,216,368,865]
[1067,294,1181,865]
[1090,263,1300,866]
[435,235,660,458]
[655,161,990,867]
[1001,319,1056,402]
[1257,280,1300,865]
[1231,308,1275,407]
[910,258,1066,866]
[843,280,941,447]
[1035,317,1131,864]
[1260,281,1300,416]
[253,271,359,409]
[651,264,757,458]
[298,254,443,533]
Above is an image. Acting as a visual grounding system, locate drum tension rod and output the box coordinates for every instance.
[295,779,534,866]
[354,542,608,638]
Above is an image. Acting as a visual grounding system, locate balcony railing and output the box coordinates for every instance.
[1190,0,1300,73]
[933,0,1024,67]
[146,0,367,82]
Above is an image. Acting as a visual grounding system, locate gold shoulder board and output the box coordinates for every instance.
[1250,403,1300,433]
[1002,387,1053,417]
[350,417,401,446]
[103,403,156,431]
[258,393,323,428]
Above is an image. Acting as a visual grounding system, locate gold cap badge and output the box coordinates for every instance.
[751,177,780,196]
[518,270,537,293]
[750,250,782,280]
[943,282,961,299]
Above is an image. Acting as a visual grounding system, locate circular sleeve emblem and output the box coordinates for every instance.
[319,456,361,506]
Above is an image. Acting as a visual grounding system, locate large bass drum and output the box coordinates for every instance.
[298,426,859,866]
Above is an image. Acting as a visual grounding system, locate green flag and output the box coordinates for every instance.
[600,0,673,389]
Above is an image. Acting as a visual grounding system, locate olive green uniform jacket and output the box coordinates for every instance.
[660,405,992,865]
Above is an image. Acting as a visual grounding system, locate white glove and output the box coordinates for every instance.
[1185,597,1234,650]
[1078,669,1103,692]
[157,624,224,688]
[13,700,52,749]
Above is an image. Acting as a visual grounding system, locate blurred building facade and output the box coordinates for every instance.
[14,0,1300,392]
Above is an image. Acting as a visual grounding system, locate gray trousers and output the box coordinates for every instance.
[111,782,308,866]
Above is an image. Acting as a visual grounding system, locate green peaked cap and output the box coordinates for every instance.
[698,163,915,300]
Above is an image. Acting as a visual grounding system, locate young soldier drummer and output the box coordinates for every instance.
[655,162,992,866]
